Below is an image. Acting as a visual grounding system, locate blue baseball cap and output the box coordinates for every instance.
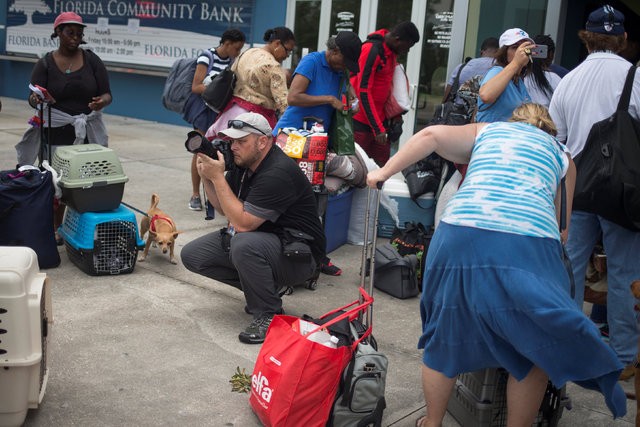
[585,5,625,35]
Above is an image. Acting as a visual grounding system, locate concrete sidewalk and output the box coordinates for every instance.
[0,96,635,426]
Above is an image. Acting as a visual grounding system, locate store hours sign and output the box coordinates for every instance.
[5,0,255,68]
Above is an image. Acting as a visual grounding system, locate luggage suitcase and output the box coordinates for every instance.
[249,188,388,427]
[0,95,61,269]
[0,168,60,269]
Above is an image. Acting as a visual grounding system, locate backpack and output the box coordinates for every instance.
[573,65,640,231]
[317,315,387,427]
[429,61,480,126]
[162,50,214,114]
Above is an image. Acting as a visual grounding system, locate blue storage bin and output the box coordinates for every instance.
[324,189,354,253]
[59,205,144,276]
[378,179,435,238]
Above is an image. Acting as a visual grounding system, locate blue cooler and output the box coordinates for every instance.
[378,178,435,237]
[324,189,354,253]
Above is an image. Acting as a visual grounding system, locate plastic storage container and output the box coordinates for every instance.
[0,247,52,427]
[52,144,128,212]
[447,368,570,426]
[59,204,145,276]
[324,189,354,253]
[377,178,435,238]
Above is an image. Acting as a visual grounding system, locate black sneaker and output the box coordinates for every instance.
[239,313,276,344]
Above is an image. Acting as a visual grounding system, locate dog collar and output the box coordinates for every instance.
[150,214,174,232]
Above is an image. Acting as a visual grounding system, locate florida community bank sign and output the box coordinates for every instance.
[5,0,255,68]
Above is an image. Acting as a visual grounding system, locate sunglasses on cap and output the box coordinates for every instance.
[227,119,267,135]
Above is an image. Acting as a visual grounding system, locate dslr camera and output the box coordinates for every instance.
[184,130,234,171]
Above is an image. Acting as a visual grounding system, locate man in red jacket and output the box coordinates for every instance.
[351,21,420,166]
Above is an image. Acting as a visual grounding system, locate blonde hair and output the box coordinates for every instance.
[509,103,558,136]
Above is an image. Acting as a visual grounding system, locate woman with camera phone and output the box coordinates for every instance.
[476,28,533,122]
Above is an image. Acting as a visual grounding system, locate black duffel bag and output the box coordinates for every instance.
[366,243,419,299]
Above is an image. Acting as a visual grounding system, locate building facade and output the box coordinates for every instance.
[1,0,638,142]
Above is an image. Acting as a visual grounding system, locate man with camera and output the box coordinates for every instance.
[181,112,326,344]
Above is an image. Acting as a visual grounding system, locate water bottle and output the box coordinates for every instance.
[306,330,339,348]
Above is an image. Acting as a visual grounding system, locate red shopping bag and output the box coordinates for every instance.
[250,288,373,427]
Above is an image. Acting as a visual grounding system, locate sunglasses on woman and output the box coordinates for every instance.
[227,119,267,135]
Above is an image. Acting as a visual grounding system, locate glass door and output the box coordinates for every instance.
[290,0,323,68]
[407,0,456,138]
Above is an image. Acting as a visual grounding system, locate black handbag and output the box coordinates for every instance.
[402,154,454,202]
[201,67,236,113]
[573,65,640,231]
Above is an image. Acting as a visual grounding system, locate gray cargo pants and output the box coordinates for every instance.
[181,229,316,317]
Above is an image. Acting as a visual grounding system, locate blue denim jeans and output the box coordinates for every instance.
[566,210,640,364]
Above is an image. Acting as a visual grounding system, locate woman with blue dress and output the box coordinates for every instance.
[367,103,626,426]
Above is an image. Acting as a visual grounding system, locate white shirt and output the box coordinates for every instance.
[549,52,640,157]
[524,70,562,107]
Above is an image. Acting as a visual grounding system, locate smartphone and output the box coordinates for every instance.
[530,45,548,59]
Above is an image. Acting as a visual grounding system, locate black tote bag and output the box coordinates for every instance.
[573,66,640,231]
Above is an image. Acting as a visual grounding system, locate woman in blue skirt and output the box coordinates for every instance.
[367,103,626,426]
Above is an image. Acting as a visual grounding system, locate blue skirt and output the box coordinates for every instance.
[419,222,626,417]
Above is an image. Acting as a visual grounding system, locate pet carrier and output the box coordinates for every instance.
[52,144,128,212]
[447,368,571,427]
[59,204,145,276]
[0,246,52,427]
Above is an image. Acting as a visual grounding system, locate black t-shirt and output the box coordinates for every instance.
[31,49,111,116]
[30,49,111,146]
[226,146,326,262]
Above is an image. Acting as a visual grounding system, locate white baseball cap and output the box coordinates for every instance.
[218,112,272,139]
[498,28,534,47]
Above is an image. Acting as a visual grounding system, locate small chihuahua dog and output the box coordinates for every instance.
[139,193,182,264]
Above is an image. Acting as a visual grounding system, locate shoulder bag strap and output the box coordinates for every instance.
[446,61,468,102]
[618,65,637,112]
[560,177,575,298]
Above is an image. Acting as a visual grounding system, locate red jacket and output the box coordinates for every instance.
[351,29,397,136]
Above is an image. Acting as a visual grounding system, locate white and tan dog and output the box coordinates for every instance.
[139,193,182,264]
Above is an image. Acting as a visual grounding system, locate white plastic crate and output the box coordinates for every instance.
[0,247,52,427]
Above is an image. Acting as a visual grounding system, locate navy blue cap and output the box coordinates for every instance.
[585,5,625,35]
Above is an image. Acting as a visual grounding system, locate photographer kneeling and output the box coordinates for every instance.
[181,112,326,344]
